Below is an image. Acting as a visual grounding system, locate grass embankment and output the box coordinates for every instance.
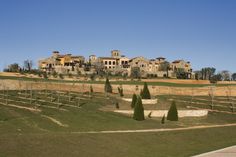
[1,75,236,87]
[0,91,236,157]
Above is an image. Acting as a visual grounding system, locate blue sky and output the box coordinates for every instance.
[0,0,235,72]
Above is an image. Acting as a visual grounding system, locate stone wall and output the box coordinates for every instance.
[0,79,236,96]
[114,110,209,117]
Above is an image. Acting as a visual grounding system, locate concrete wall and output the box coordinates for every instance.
[114,110,209,117]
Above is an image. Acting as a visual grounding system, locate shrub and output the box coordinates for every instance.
[90,74,96,81]
[59,73,64,79]
[115,102,119,109]
[133,95,145,121]
[43,72,48,79]
[140,89,143,98]
[161,114,165,124]
[148,111,152,118]
[52,71,58,78]
[90,85,94,93]
[141,82,151,99]
[118,87,124,97]
[68,73,73,78]
[167,101,178,121]
[131,94,137,108]
[104,77,112,93]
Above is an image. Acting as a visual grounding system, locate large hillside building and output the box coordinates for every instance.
[38,51,85,74]
[38,50,194,78]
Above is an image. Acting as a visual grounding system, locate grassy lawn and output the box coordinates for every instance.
[0,126,235,157]
[0,90,236,156]
[1,75,236,87]
[157,95,236,112]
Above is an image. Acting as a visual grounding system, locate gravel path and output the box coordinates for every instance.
[71,123,236,134]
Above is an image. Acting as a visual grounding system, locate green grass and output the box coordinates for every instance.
[1,75,236,87]
[0,126,235,157]
[158,95,236,112]
[0,90,236,156]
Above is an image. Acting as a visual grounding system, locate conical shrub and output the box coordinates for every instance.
[131,94,137,108]
[167,101,178,121]
[133,95,145,121]
[141,82,151,99]
[104,77,112,93]
[161,114,165,124]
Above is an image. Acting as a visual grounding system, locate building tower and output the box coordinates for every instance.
[111,50,121,58]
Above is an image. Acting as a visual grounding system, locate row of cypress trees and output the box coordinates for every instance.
[104,77,178,122]
[131,94,178,121]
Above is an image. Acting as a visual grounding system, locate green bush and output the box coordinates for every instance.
[59,73,64,79]
[118,87,124,97]
[148,111,152,118]
[115,102,119,109]
[167,101,178,121]
[131,94,137,108]
[52,71,58,78]
[43,72,48,79]
[133,95,145,121]
[104,78,112,93]
[140,82,151,99]
[161,114,165,124]
[90,85,94,93]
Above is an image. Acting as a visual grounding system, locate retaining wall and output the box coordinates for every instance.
[0,79,236,96]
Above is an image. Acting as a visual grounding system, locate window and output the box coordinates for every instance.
[125,61,128,64]
[121,61,124,64]
[105,61,107,65]
[113,61,116,65]
[109,61,111,65]
[109,66,111,69]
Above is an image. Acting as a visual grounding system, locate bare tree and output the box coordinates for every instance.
[24,60,33,71]
[226,86,234,112]
[220,70,231,81]
[209,86,215,110]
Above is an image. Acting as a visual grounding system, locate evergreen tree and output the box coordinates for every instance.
[104,77,112,93]
[141,82,151,99]
[140,89,143,98]
[115,102,119,109]
[131,94,137,108]
[118,87,124,97]
[161,114,165,124]
[167,101,178,121]
[148,111,152,118]
[133,96,145,121]
[90,85,93,93]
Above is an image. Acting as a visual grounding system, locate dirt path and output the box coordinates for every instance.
[41,115,68,127]
[71,123,236,134]
[0,102,41,112]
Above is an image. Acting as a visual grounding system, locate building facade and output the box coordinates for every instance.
[38,50,194,78]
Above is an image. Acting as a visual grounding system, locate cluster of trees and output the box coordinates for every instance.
[130,82,178,122]
[195,67,236,83]
[4,60,33,73]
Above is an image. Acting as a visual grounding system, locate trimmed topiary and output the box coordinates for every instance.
[131,94,137,108]
[167,101,178,121]
[141,82,151,99]
[104,77,112,93]
[115,102,119,109]
[161,114,165,124]
[90,85,93,93]
[118,87,124,97]
[133,95,145,121]
[140,89,143,98]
